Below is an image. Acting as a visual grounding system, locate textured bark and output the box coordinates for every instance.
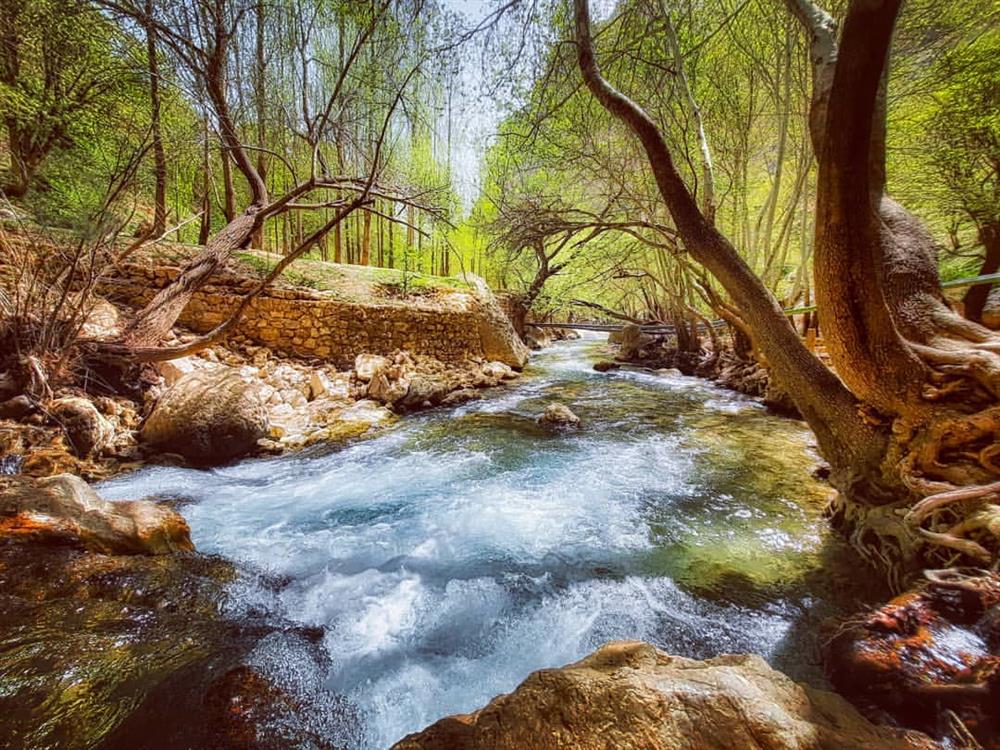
[811,0,927,415]
[122,210,259,347]
[964,222,1000,323]
[144,0,167,235]
[573,0,880,476]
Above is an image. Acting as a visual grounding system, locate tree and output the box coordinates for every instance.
[91,0,440,363]
[574,0,1000,582]
[0,0,133,198]
[143,0,167,234]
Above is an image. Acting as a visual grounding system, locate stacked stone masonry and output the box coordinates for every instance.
[102,264,505,368]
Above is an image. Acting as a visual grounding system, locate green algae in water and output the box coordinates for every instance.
[81,339,882,749]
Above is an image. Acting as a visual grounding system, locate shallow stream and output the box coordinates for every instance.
[94,337,878,747]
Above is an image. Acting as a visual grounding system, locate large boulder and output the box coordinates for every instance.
[392,641,935,750]
[141,368,267,464]
[0,474,193,554]
[463,273,530,369]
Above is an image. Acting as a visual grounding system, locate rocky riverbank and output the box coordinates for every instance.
[392,641,936,750]
[0,488,357,749]
[598,322,801,415]
[0,338,524,478]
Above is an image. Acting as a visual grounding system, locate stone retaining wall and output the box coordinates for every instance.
[101,264,528,369]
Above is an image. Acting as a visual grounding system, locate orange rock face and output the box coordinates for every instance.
[0,473,193,554]
[392,641,936,750]
[826,569,1000,747]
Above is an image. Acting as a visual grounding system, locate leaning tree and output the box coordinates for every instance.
[84,0,442,365]
[575,0,1000,584]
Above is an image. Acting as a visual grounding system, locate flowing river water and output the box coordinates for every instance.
[81,338,874,747]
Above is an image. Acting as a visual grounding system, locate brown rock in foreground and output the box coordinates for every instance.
[0,473,193,554]
[392,641,937,750]
[825,569,1000,747]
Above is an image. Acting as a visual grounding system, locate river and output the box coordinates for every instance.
[96,337,871,748]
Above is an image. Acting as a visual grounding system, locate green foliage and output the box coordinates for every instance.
[0,0,145,216]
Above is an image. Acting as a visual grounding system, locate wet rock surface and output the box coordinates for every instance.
[392,641,936,750]
[537,402,581,428]
[826,569,1000,747]
[0,537,356,749]
[0,474,192,554]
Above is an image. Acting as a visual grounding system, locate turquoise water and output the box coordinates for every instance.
[100,338,865,748]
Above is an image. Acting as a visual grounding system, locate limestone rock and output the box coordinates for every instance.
[309,370,332,400]
[336,399,393,426]
[355,353,389,382]
[616,323,653,361]
[264,363,311,399]
[80,298,121,340]
[49,397,113,457]
[155,356,211,386]
[392,641,935,750]
[538,403,581,428]
[367,364,411,405]
[463,273,530,369]
[523,331,548,351]
[0,474,193,554]
[399,374,453,410]
[482,361,516,381]
[141,368,268,464]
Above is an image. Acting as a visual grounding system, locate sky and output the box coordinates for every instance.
[437,0,511,210]
[431,0,618,210]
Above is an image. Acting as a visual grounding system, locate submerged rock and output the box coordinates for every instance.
[392,641,934,750]
[826,568,1000,746]
[537,403,581,428]
[141,368,268,464]
[592,360,620,372]
[0,473,192,554]
[0,535,350,750]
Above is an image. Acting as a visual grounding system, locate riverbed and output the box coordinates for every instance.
[94,338,874,747]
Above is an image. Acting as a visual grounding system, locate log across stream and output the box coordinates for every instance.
[11,337,881,748]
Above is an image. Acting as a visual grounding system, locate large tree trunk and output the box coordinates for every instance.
[963,221,1000,323]
[576,0,1000,582]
